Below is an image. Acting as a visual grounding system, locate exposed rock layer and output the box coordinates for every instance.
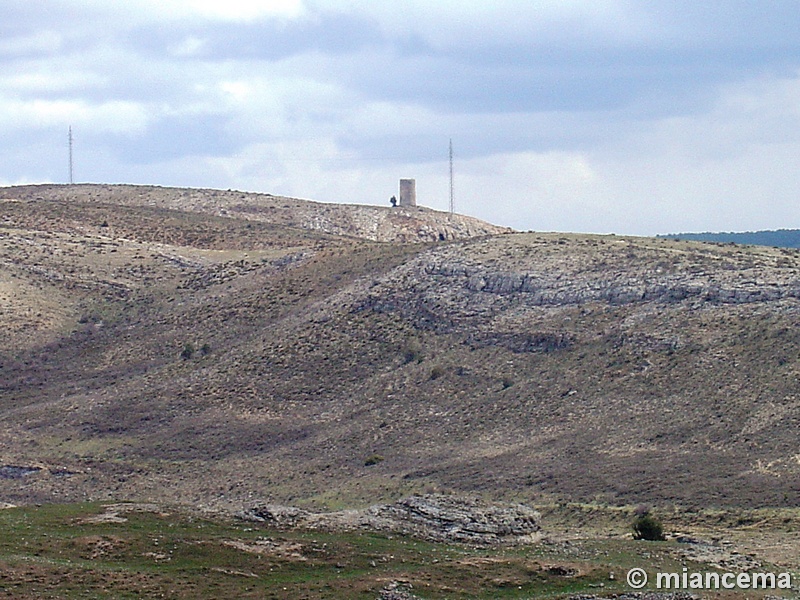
[242,494,541,545]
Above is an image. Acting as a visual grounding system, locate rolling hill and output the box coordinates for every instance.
[1,184,800,517]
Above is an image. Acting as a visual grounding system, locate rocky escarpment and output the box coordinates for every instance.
[0,184,511,243]
[426,260,798,306]
[241,495,541,545]
[355,233,800,338]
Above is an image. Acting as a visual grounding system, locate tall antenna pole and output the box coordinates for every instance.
[68,126,74,185]
[448,138,455,214]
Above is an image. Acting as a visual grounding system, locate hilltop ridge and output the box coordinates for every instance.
[0,184,511,243]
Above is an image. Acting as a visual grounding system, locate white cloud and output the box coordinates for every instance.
[203,138,381,200]
[0,97,150,135]
[0,70,104,94]
[0,31,62,57]
[544,72,800,234]
[0,176,50,187]
[134,0,306,22]
[169,36,209,57]
[308,0,645,48]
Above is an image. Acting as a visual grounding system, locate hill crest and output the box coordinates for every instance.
[0,184,512,243]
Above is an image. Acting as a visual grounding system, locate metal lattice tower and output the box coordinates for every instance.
[449,138,455,214]
[68,126,74,185]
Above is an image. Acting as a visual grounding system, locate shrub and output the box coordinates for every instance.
[632,514,665,541]
[403,340,424,364]
[430,365,445,380]
[180,342,195,360]
[364,454,385,466]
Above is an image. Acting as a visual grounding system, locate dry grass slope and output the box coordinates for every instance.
[1,184,800,520]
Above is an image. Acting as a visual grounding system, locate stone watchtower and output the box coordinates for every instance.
[398,179,416,207]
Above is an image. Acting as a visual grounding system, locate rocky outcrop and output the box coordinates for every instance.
[378,582,422,600]
[241,494,541,545]
[424,260,800,307]
[364,494,541,544]
[0,465,42,479]
[240,504,311,528]
[355,235,800,341]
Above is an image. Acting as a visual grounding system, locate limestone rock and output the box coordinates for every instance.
[242,494,541,545]
[364,494,541,544]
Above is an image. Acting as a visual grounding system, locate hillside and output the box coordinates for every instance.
[2,184,800,516]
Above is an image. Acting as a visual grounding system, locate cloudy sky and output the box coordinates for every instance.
[3,1,800,234]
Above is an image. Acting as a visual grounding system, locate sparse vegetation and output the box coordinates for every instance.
[632,509,665,541]
[180,341,195,360]
[364,454,385,466]
[402,339,424,364]
[0,501,774,599]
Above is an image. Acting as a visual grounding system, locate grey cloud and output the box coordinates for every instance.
[114,113,241,164]
[126,11,384,61]
[342,41,800,120]
[325,2,800,120]
[641,0,800,47]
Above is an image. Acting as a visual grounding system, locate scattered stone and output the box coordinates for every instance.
[547,564,578,577]
[240,504,312,528]
[0,465,42,479]
[80,503,165,524]
[670,535,762,571]
[378,581,421,600]
[211,567,259,578]
[221,538,307,561]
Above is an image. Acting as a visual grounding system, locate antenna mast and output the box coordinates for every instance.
[448,138,454,214]
[68,126,74,185]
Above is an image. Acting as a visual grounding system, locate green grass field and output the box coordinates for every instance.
[0,502,795,599]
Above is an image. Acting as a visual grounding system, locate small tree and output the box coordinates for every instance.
[430,365,445,380]
[403,340,423,364]
[180,342,195,360]
[632,513,665,541]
